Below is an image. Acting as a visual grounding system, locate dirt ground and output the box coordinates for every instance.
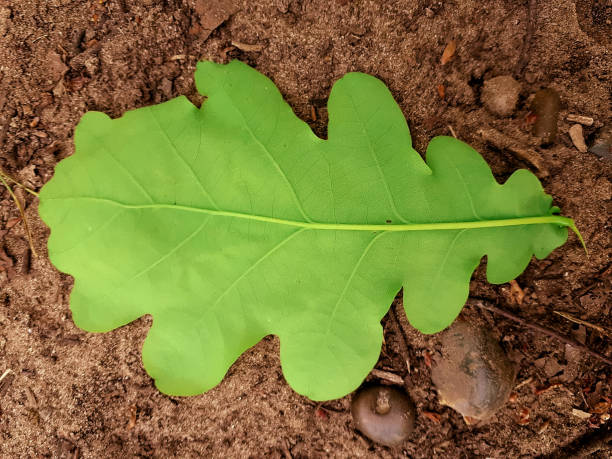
[0,0,611,457]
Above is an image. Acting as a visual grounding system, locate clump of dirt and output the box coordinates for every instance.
[0,0,610,457]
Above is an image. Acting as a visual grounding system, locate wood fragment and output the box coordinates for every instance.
[447,125,457,138]
[437,84,445,99]
[25,386,38,408]
[169,54,196,61]
[370,369,404,385]
[6,217,22,229]
[423,350,432,368]
[471,301,612,366]
[127,404,137,430]
[423,411,441,423]
[478,128,547,176]
[310,105,317,122]
[0,369,14,398]
[566,114,594,126]
[568,124,588,153]
[440,40,456,65]
[231,40,264,52]
[554,310,612,338]
[572,408,592,420]
[592,401,610,415]
[509,280,525,305]
[538,420,550,434]
[281,439,293,459]
[517,407,530,425]
[535,383,563,395]
[463,415,479,425]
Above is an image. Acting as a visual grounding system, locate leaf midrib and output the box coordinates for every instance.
[45,196,574,231]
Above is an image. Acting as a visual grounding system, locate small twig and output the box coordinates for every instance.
[447,125,457,138]
[514,0,537,77]
[370,369,404,385]
[554,310,612,339]
[0,369,15,398]
[32,34,48,44]
[0,167,39,197]
[514,376,533,390]
[391,299,413,375]
[470,300,612,366]
[0,173,38,257]
[478,128,547,175]
[281,439,293,459]
[0,369,13,384]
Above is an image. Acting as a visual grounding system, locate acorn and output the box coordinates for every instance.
[351,385,416,446]
[431,320,515,423]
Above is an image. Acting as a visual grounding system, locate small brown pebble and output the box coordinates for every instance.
[481,76,521,117]
[568,124,587,153]
[531,88,561,145]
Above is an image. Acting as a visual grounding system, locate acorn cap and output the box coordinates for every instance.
[351,385,416,446]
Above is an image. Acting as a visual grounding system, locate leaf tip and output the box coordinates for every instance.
[569,223,588,256]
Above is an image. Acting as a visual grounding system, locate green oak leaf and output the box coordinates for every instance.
[39,60,575,401]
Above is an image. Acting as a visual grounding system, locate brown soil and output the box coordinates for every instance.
[1,0,611,457]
